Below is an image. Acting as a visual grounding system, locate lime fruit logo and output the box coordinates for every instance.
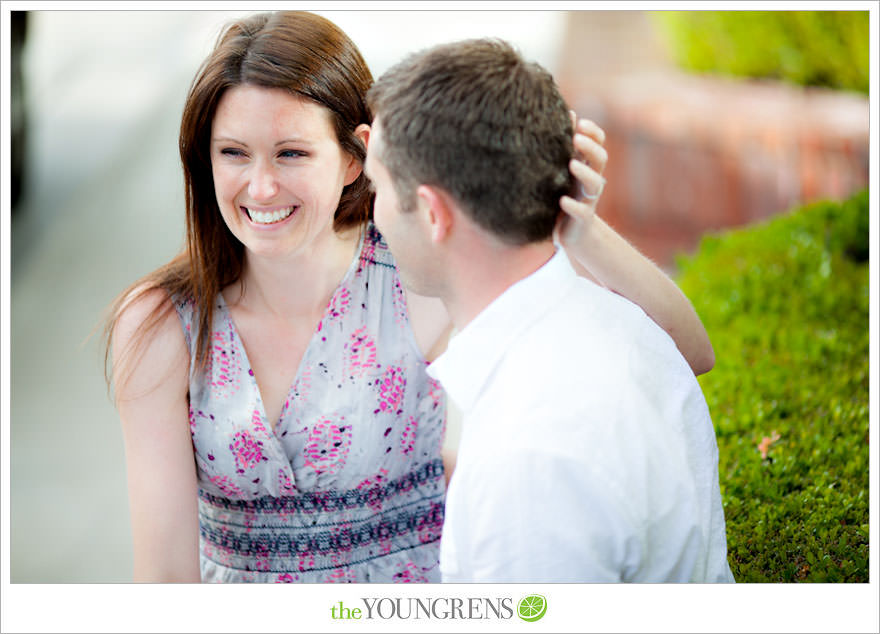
[517,594,547,622]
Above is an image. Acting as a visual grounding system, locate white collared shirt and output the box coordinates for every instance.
[429,249,734,583]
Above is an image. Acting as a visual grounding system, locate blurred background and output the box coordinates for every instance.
[6,8,871,584]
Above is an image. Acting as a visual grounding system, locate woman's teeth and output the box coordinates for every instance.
[246,206,295,224]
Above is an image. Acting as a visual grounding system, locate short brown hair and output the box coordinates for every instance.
[367,38,573,245]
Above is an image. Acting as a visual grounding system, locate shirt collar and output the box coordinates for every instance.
[427,247,578,412]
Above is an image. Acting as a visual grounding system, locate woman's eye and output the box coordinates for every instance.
[220,148,245,157]
[279,150,306,159]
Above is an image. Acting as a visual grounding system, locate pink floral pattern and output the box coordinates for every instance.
[394,561,431,583]
[345,326,377,379]
[400,416,418,456]
[230,427,265,473]
[175,223,445,582]
[357,468,390,511]
[209,474,243,497]
[391,277,409,326]
[328,287,351,319]
[277,468,297,496]
[303,416,352,477]
[377,365,406,415]
[207,326,241,399]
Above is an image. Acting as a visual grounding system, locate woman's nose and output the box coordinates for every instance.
[248,162,280,201]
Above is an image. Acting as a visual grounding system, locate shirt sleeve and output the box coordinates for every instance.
[458,444,645,583]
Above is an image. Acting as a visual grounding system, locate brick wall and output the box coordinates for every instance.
[555,12,869,269]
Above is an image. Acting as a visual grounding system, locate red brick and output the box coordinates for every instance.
[564,71,868,268]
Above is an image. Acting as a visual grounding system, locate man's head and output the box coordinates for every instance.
[366,38,574,246]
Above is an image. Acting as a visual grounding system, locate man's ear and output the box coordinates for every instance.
[416,184,454,244]
[344,123,372,185]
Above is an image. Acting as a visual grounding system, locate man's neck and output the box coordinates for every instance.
[443,238,556,330]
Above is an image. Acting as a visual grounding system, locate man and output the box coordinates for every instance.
[363,39,734,583]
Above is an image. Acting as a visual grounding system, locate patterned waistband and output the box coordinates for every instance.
[198,460,445,574]
[199,459,444,515]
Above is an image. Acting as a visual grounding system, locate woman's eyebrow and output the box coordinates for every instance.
[210,136,316,146]
[275,137,315,146]
[211,136,313,147]
[211,136,248,146]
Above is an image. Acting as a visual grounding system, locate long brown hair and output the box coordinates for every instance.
[104,11,374,395]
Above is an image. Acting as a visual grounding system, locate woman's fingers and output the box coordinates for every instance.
[568,111,608,174]
[575,118,606,145]
[574,133,608,174]
[569,157,606,201]
[564,112,608,219]
[560,193,595,221]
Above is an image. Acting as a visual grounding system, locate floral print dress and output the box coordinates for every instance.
[174,223,446,582]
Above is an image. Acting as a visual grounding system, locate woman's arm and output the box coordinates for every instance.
[557,116,715,376]
[112,289,201,582]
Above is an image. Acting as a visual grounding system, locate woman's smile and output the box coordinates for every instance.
[241,205,299,226]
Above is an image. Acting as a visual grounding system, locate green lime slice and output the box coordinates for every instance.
[517,594,547,622]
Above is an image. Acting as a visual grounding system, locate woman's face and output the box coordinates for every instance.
[210,85,361,261]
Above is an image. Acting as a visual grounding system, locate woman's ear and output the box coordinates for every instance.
[344,123,372,185]
[355,123,371,149]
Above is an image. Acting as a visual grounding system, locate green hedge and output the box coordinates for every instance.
[650,11,869,94]
[675,189,869,582]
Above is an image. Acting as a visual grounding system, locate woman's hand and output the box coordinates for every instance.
[555,113,608,251]
[556,112,715,376]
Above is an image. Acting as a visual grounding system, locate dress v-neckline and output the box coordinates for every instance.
[218,228,367,444]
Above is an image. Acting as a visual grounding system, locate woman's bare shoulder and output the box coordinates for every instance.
[112,284,189,403]
[115,282,174,325]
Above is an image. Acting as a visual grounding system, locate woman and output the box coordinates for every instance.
[106,11,713,583]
